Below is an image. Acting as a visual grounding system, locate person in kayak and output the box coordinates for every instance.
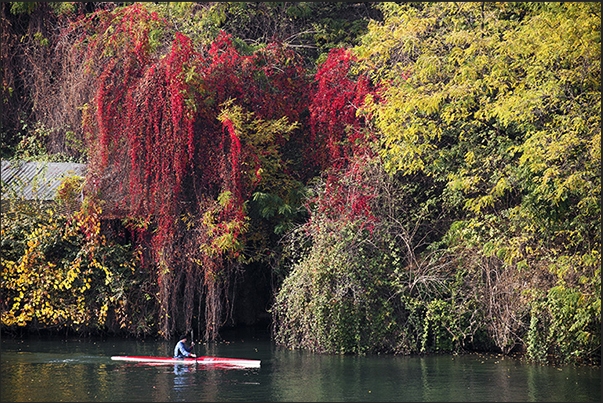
[174,334,196,358]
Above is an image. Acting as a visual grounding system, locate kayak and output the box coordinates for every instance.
[111,355,261,368]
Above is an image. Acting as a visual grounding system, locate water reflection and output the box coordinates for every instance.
[1,336,600,402]
[174,364,193,376]
[173,363,193,402]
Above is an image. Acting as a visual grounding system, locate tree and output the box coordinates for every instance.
[1,2,112,161]
[356,2,600,362]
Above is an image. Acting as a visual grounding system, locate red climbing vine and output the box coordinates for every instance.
[309,48,378,170]
[73,4,315,340]
[306,47,381,232]
[67,4,380,341]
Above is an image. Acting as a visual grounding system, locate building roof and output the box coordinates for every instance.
[1,160,87,201]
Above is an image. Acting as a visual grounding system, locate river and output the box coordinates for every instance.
[1,327,600,402]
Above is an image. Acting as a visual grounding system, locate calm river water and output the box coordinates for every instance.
[1,328,600,402]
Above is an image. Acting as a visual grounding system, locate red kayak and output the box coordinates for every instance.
[111,355,261,368]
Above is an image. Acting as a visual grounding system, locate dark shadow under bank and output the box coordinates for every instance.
[0,321,273,344]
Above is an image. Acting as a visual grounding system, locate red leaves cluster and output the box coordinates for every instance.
[306,48,381,232]
[74,3,380,337]
[309,48,378,170]
[81,6,383,248]
[76,5,321,263]
[80,4,380,233]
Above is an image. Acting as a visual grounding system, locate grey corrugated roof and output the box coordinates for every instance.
[1,160,87,201]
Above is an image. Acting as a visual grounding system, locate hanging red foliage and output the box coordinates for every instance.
[305,47,381,232]
[309,47,379,170]
[73,4,316,340]
[68,2,390,341]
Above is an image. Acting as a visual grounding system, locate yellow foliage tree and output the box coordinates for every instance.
[355,2,600,362]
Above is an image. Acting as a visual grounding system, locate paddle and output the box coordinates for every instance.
[190,329,197,363]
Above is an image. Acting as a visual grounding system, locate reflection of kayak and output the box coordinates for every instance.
[110,355,261,368]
